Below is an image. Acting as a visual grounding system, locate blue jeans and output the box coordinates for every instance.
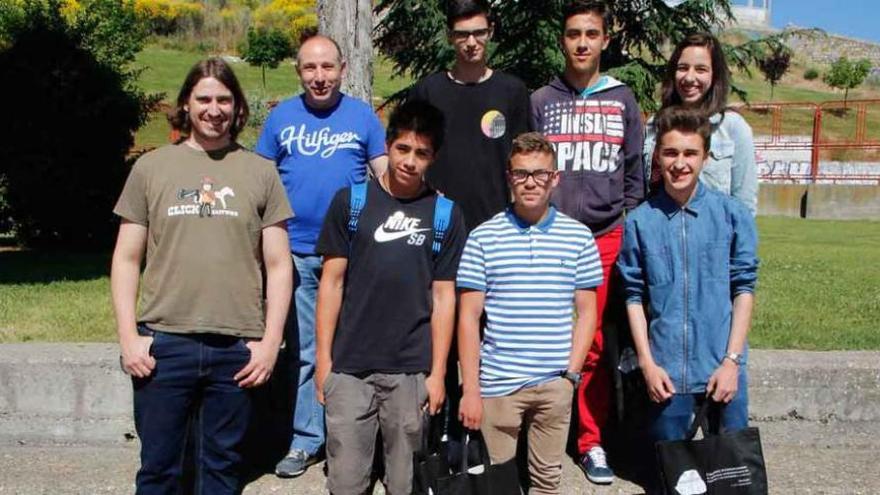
[288,253,324,455]
[649,369,749,443]
[132,326,252,495]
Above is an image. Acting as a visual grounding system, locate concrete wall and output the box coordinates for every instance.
[758,184,880,220]
[758,184,807,217]
[2,344,879,444]
[805,184,880,220]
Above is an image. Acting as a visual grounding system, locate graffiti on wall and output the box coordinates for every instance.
[755,135,880,184]
[756,143,813,183]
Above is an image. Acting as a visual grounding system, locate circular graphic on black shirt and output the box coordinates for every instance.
[481,110,507,139]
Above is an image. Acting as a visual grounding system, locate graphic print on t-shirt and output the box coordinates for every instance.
[170,176,238,218]
[373,210,430,246]
[278,124,362,158]
[540,100,625,173]
[480,110,507,139]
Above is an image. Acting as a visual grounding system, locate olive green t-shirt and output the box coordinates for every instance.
[113,143,294,338]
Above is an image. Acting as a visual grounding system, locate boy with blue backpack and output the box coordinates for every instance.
[313,100,467,494]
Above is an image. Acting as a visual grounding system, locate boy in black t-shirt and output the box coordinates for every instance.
[314,100,467,494]
[408,0,530,231]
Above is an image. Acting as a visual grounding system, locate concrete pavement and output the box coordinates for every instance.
[1,345,879,493]
[1,420,878,494]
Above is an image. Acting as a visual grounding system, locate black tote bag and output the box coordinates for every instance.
[655,399,768,495]
[415,427,521,495]
[437,432,521,495]
[413,411,452,495]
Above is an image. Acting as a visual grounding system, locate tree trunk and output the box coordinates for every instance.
[317,0,374,105]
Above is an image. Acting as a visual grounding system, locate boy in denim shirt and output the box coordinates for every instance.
[616,107,758,443]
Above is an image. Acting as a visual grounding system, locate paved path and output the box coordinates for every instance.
[1,419,877,494]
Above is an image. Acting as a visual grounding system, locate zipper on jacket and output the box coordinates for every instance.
[681,209,688,393]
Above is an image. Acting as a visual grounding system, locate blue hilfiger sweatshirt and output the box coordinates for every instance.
[530,75,645,235]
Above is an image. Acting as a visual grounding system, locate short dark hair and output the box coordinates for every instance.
[386,100,446,151]
[562,0,611,34]
[654,106,712,153]
[509,132,556,165]
[169,58,249,141]
[446,0,491,29]
[660,32,731,116]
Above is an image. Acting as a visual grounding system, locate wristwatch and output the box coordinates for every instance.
[723,352,743,366]
[562,370,582,387]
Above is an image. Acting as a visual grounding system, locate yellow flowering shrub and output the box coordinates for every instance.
[134,0,203,35]
[253,0,317,47]
[59,0,81,21]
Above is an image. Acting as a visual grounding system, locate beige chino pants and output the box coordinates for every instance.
[481,377,573,495]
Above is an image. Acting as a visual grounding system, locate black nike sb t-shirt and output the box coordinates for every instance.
[316,179,466,374]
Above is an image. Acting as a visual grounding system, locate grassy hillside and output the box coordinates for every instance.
[131,43,880,150]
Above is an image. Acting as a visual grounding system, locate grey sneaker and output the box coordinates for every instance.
[275,449,319,478]
[579,446,614,485]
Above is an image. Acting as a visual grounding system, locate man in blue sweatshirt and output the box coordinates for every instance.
[530,0,645,486]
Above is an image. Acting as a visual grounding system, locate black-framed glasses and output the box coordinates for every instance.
[449,28,491,42]
[508,169,556,185]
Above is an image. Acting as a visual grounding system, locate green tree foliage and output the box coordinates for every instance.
[757,43,792,100]
[374,0,795,110]
[803,67,819,81]
[242,27,291,89]
[0,0,156,247]
[823,56,872,106]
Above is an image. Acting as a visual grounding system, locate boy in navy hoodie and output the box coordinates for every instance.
[530,0,645,486]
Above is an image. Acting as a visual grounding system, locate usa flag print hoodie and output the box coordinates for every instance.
[530,75,645,235]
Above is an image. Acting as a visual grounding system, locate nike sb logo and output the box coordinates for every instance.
[373,211,430,245]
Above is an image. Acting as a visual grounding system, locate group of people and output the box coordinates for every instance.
[110,1,759,494]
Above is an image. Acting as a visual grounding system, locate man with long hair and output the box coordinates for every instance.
[112,58,293,494]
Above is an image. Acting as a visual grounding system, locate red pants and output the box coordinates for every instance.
[576,225,622,454]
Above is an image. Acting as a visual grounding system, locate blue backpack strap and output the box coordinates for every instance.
[348,182,367,237]
[432,195,454,256]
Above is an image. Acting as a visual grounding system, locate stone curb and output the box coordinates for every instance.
[1,344,878,444]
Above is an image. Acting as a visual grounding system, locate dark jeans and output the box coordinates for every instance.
[649,370,749,443]
[133,326,252,495]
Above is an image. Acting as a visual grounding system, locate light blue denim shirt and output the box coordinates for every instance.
[644,110,758,216]
[617,183,759,394]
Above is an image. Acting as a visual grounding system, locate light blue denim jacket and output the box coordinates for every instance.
[617,183,759,394]
[644,110,758,216]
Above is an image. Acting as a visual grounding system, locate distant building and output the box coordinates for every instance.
[729,0,772,31]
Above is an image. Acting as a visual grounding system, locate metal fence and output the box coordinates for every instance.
[736,99,880,185]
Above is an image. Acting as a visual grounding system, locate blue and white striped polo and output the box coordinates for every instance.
[456,207,603,398]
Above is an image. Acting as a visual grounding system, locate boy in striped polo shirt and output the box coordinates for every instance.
[457,132,603,494]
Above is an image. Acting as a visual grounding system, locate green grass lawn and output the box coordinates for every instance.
[750,217,880,350]
[135,47,298,102]
[1,217,878,348]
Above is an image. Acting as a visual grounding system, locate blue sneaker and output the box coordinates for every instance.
[579,446,614,485]
[274,449,320,478]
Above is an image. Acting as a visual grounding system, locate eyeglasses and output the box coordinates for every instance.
[449,28,491,42]
[508,169,556,185]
